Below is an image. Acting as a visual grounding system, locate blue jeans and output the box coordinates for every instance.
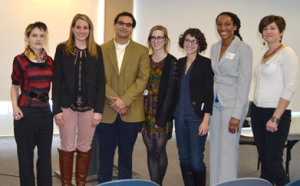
[175,118,207,172]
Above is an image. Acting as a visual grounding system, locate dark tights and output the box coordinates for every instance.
[143,136,169,185]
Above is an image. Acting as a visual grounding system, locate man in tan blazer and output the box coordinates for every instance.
[96,12,149,183]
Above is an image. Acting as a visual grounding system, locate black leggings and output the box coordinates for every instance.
[142,135,169,185]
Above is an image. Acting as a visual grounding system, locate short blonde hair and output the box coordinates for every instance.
[25,22,49,51]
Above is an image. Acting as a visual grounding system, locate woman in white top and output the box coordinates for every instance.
[251,15,298,186]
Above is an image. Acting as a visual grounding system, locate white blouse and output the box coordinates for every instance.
[254,47,299,109]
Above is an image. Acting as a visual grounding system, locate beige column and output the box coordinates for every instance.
[104,0,133,43]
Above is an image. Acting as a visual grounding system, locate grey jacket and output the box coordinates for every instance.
[211,36,253,120]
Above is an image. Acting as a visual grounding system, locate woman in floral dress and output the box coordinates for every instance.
[141,25,177,186]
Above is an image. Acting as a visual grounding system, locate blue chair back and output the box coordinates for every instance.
[285,178,300,186]
[213,178,272,186]
[97,179,159,186]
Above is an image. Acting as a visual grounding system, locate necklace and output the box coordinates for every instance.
[263,44,283,59]
[152,52,166,63]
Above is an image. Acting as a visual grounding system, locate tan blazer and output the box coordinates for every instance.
[101,39,150,123]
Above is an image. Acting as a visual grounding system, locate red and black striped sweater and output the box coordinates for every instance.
[11,53,53,116]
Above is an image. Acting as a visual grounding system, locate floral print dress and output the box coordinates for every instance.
[140,58,173,139]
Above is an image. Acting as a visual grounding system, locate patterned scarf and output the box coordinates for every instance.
[24,45,47,62]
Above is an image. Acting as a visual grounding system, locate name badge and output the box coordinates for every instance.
[269,64,276,70]
[143,89,148,96]
[265,63,276,71]
[225,52,236,59]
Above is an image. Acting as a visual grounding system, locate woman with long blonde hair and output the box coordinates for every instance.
[52,13,105,186]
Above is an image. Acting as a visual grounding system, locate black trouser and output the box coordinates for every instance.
[96,115,141,183]
[14,115,53,186]
[251,103,290,186]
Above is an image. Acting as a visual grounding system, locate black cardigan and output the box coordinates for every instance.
[175,54,214,119]
[149,53,178,127]
[52,43,105,115]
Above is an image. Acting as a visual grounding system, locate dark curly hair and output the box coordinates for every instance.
[178,28,207,53]
[216,12,243,41]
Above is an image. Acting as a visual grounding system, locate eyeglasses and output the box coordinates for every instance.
[150,36,165,42]
[117,21,133,28]
[184,39,199,45]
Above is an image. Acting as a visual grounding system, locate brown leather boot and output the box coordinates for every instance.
[75,148,92,186]
[58,148,74,186]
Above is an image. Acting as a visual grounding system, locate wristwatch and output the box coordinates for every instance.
[271,116,281,125]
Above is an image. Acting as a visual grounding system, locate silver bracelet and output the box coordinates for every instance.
[271,116,281,125]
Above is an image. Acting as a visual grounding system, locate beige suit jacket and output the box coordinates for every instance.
[101,39,149,123]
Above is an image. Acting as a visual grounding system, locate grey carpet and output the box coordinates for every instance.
[0,133,299,186]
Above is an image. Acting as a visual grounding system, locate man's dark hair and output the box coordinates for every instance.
[114,11,136,28]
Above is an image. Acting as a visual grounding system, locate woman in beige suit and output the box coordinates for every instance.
[209,12,253,185]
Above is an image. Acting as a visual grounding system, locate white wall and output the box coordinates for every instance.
[133,0,300,110]
[0,0,104,136]
[1,0,300,135]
